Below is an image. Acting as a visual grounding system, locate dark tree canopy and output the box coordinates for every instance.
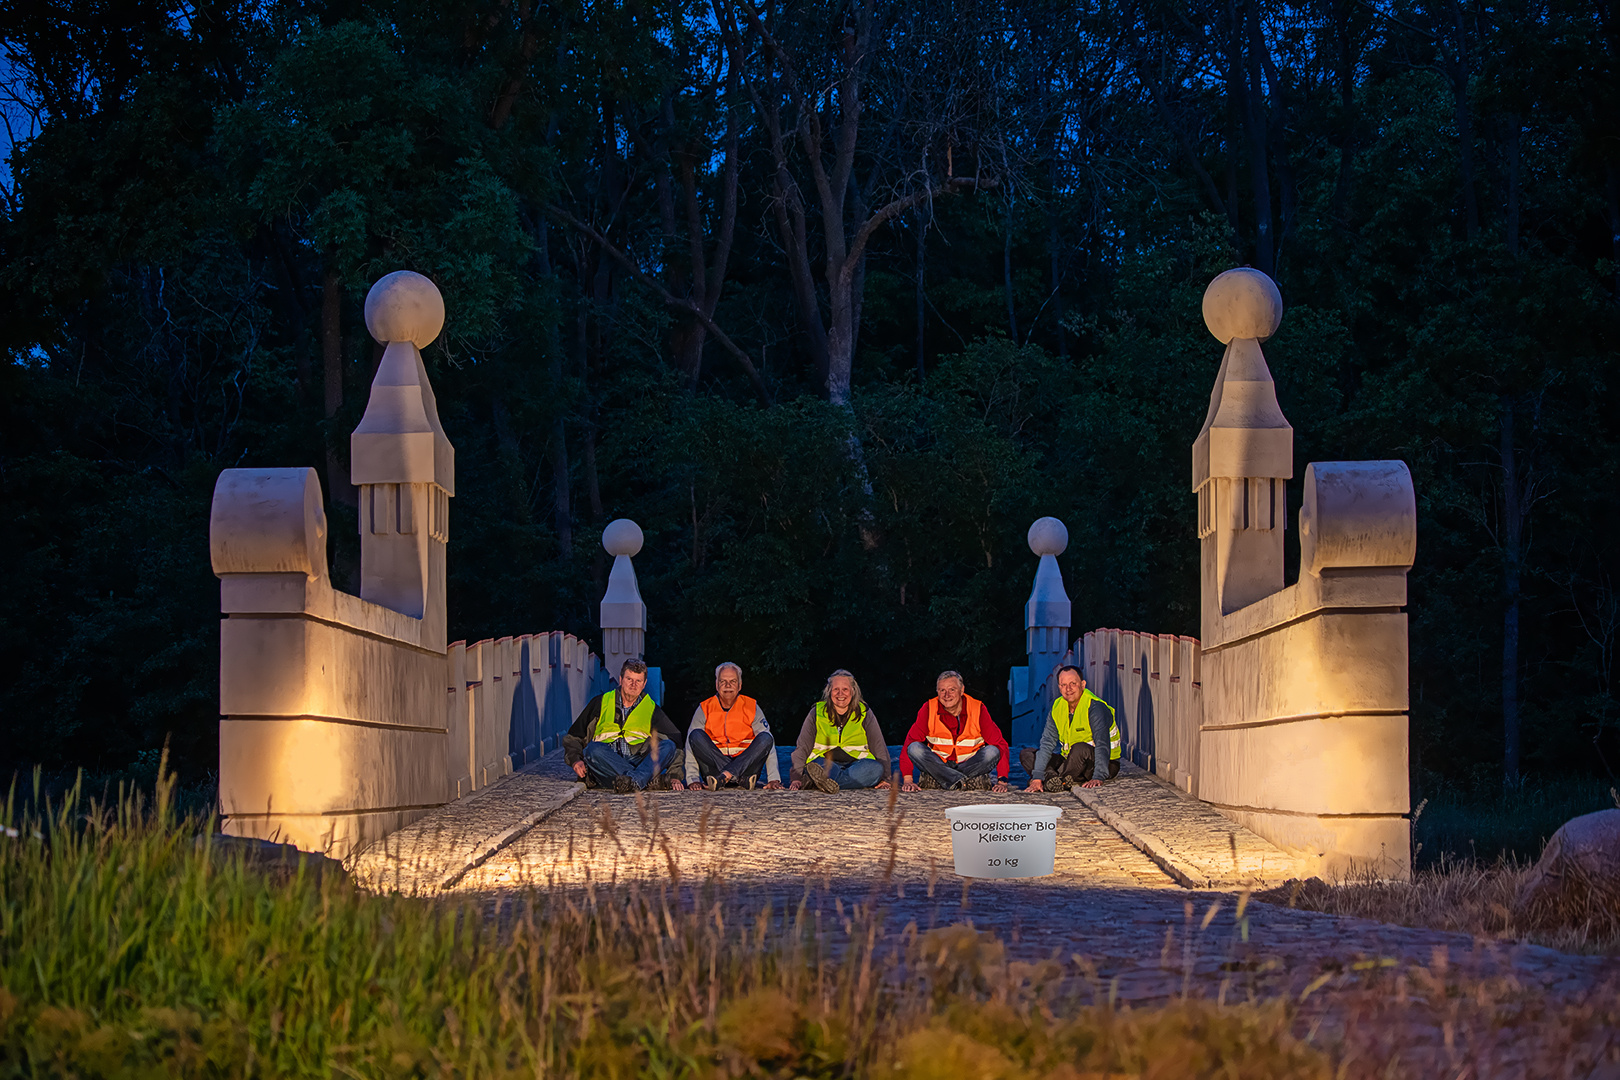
[3,0,1619,796]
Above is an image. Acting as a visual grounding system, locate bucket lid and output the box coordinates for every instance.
[942,803,1063,822]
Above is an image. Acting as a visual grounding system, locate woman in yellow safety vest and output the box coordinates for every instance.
[789,670,892,792]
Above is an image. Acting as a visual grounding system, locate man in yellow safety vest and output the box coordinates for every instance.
[563,658,685,793]
[1022,665,1121,791]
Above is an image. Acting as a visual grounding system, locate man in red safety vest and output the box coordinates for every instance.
[899,670,1010,793]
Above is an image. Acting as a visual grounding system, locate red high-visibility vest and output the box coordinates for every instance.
[701,694,759,754]
[925,695,986,761]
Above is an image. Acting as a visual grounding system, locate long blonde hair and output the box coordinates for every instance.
[820,669,866,718]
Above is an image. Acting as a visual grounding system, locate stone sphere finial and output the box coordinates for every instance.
[1202,268,1283,344]
[364,271,445,349]
[602,518,644,558]
[1028,517,1069,557]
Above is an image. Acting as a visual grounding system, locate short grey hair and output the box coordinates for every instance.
[619,657,648,677]
[714,661,742,681]
[936,669,965,688]
[821,669,866,714]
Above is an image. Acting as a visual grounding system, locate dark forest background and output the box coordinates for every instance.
[3,0,1619,806]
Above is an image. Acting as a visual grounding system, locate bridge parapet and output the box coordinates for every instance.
[211,272,634,858]
[1009,270,1414,882]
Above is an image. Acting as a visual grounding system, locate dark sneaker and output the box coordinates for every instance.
[970,774,995,792]
[918,773,937,790]
[704,775,719,791]
[803,761,840,794]
[612,775,634,795]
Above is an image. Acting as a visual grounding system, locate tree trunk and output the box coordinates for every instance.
[1223,1,1246,258]
[322,257,342,419]
[1444,2,1479,240]
[1004,185,1019,341]
[321,253,354,506]
[915,203,928,379]
[1331,0,1357,228]
[1504,115,1521,257]
[1047,155,1066,360]
[1501,396,1522,785]
[538,220,572,558]
[1241,0,1274,274]
[1608,164,1620,303]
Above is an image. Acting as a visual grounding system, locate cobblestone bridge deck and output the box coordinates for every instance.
[353,753,1617,1010]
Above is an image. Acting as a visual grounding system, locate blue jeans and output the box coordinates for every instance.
[823,758,884,790]
[583,739,658,791]
[906,742,1001,788]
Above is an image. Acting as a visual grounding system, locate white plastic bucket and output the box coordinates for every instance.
[943,803,1064,878]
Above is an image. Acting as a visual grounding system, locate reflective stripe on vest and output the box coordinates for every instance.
[1051,691,1121,760]
[595,690,654,746]
[701,694,758,754]
[925,695,986,761]
[812,701,875,760]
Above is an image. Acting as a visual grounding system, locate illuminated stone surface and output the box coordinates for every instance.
[213,272,613,858]
[360,752,1616,1051]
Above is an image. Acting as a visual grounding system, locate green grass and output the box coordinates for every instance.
[1412,775,1620,866]
[3,763,1617,1078]
[0,766,1338,1079]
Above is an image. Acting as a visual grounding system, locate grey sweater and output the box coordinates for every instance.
[790,705,891,783]
[1031,697,1117,780]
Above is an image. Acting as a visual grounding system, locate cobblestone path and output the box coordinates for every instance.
[353,752,1620,1073]
[453,756,1617,1009]
[1077,761,1301,887]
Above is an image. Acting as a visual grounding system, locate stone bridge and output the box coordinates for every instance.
[210,267,1413,883]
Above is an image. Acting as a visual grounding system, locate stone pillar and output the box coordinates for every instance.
[599,518,646,681]
[1190,267,1417,880]
[350,271,454,652]
[1192,269,1292,637]
[1011,516,1073,746]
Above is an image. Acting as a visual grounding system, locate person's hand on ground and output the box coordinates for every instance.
[1080,778,1102,789]
[991,780,1009,794]
[572,761,586,779]
[763,780,783,791]
[901,778,920,793]
[720,772,734,785]
[875,780,889,791]
[670,780,686,791]
[1027,778,1045,792]
[788,780,803,791]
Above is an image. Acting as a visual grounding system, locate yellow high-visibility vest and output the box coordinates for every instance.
[1051,691,1121,760]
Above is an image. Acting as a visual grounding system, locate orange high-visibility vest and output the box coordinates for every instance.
[925,695,986,762]
[700,694,759,754]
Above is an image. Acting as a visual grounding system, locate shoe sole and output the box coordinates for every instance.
[804,762,840,794]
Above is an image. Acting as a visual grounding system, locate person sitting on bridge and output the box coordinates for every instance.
[901,670,1010,793]
[681,661,782,790]
[789,669,891,793]
[1023,664,1121,792]
[563,658,685,793]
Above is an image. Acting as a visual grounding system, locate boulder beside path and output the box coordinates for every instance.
[1515,807,1620,932]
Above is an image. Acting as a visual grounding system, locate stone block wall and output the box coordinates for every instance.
[212,272,623,859]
